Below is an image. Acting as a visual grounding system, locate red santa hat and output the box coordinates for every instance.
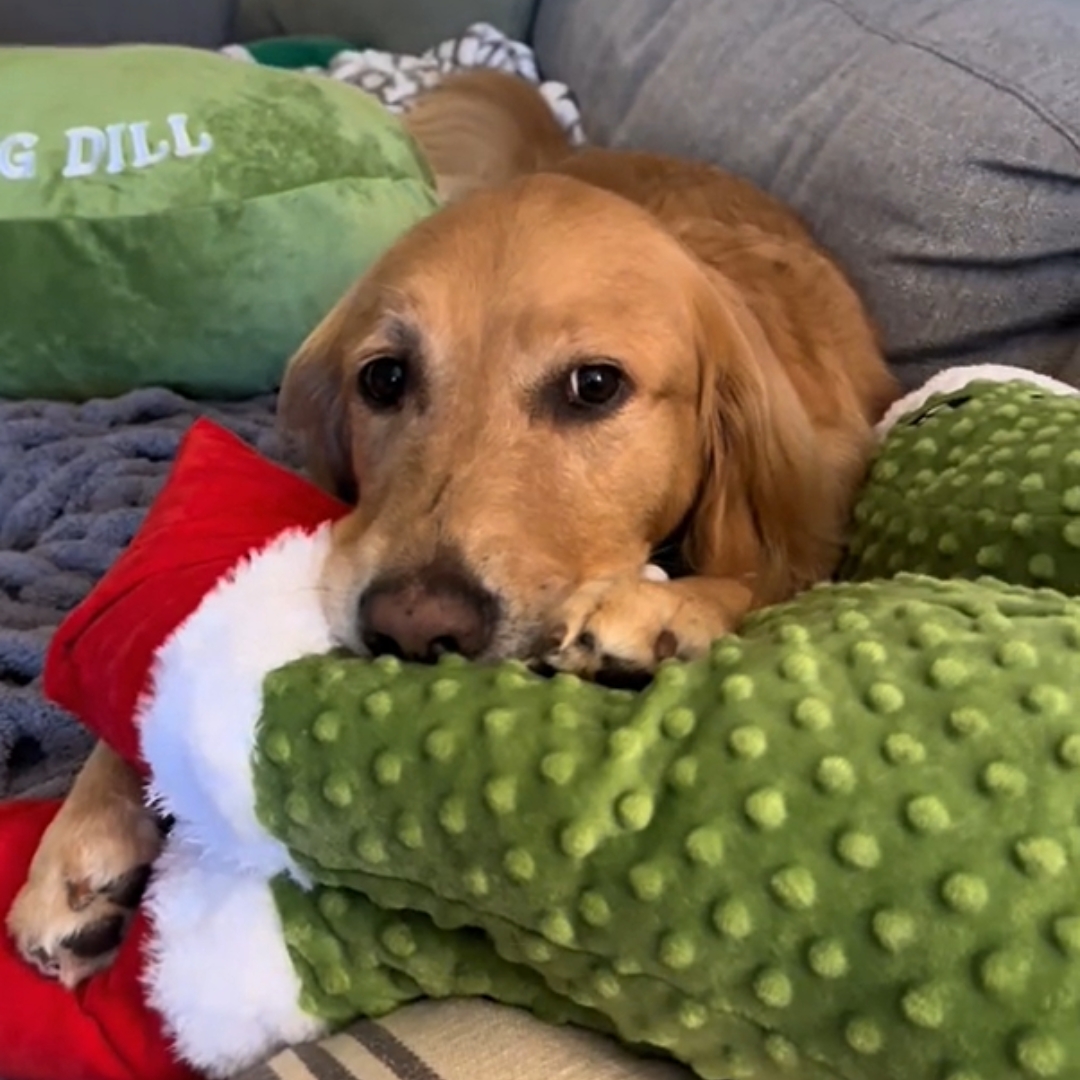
[45,419,347,768]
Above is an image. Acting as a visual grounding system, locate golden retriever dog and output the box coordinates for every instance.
[8,71,898,988]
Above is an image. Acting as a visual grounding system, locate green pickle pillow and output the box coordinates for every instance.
[0,45,438,400]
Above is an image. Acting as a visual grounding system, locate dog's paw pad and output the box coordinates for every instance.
[102,863,154,908]
[21,912,131,987]
[61,913,128,960]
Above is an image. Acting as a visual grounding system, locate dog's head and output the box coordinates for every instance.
[280,174,846,662]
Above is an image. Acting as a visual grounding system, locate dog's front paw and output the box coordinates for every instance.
[6,800,163,987]
[544,574,735,684]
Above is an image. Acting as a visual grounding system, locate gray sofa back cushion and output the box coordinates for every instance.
[534,0,1080,388]
[233,0,537,53]
[0,0,537,52]
[0,0,235,46]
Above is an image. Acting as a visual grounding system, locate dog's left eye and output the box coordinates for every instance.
[358,355,409,410]
[567,363,626,408]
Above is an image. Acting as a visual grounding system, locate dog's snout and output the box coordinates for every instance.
[360,566,497,662]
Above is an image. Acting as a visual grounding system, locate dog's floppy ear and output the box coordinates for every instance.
[682,269,846,604]
[278,317,356,502]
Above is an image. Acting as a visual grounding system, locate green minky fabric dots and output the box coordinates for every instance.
[841,379,1080,592]
[255,574,1080,1080]
[270,874,609,1034]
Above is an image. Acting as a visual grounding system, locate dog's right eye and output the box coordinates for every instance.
[567,363,626,408]
[358,356,409,410]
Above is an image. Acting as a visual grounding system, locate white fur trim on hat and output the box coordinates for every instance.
[144,826,327,1078]
[139,524,335,880]
[876,364,1079,439]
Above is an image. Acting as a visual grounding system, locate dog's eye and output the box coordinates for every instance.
[567,363,626,408]
[358,356,409,410]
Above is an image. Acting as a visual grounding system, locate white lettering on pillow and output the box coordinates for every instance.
[0,133,37,180]
[0,114,213,182]
[62,126,107,178]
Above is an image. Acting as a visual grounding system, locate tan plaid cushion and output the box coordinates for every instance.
[236,1000,691,1080]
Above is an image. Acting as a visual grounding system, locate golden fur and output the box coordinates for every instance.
[10,70,898,987]
[281,71,898,675]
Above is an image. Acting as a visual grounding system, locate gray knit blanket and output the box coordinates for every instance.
[0,391,286,800]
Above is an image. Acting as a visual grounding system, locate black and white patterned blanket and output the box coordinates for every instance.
[222,21,586,144]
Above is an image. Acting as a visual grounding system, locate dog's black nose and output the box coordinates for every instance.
[360,562,497,662]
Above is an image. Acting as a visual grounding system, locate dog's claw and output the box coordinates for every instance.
[545,574,726,679]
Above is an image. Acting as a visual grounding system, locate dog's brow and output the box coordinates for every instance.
[384,315,422,356]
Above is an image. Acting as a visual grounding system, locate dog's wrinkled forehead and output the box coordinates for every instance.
[357,180,704,376]
[379,175,695,297]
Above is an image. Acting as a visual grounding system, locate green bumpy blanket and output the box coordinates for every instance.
[255,573,1080,1080]
[844,377,1080,593]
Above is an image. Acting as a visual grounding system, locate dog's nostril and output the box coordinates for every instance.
[363,631,405,659]
[428,635,460,660]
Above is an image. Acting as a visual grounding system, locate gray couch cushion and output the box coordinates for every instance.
[534,0,1080,389]
[234,0,537,54]
[0,0,235,46]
